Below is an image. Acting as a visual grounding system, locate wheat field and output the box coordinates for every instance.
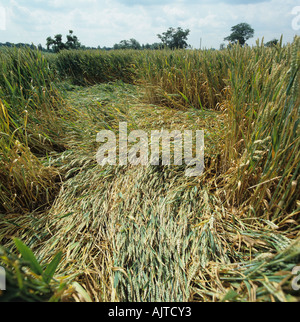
[0,37,299,302]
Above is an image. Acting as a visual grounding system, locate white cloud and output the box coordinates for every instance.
[0,0,298,48]
[163,5,185,17]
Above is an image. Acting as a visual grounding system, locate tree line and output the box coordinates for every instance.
[1,23,280,52]
[44,27,190,52]
[45,24,280,52]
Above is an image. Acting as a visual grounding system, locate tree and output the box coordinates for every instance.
[157,27,190,49]
[46,36,54,51]
[54,34,65,51]
[142,42,163,50]
[46,34,65,52]
[224,23,254,46]
[46,31,81,52]
[129,38,141,50]
[219,43,226,50]
[265,39,278,47]
[150,42,163,50]
[113,38,141,50]
[65,30,81,50]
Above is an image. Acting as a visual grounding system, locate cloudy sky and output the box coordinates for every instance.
[0,0,299,49]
